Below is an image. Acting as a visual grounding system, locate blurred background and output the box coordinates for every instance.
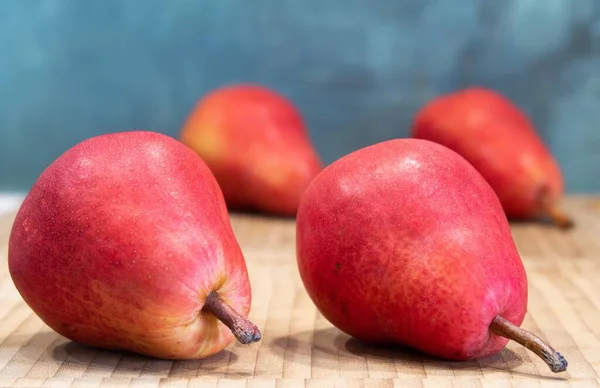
[1,0,599,198]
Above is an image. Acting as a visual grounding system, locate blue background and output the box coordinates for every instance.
[1,0,599,192]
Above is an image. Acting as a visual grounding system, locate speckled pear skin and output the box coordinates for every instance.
[8,131,253,360]
[296,138,528,361]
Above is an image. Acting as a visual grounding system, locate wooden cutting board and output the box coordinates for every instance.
[1,197,599,388]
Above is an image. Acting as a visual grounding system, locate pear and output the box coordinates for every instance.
[8,131,261,359]
[296,138,567,373]
[411,87,573,229]
[180,84,322,216]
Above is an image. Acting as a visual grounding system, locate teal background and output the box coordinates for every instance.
[1,0,599,192]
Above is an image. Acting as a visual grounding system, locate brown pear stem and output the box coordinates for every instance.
[490,315,567,373]
[545,206,574,230]
[203,292,261,344]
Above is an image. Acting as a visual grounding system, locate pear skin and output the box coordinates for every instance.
[180,84,322,216]
[9,131,261,360]
[411,87,572,229]
[296,139,567,373]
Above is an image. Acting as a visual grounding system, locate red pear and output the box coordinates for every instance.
[296,139,567,373]
[411,87,572,229]
[8,131,261,360]
[180,84,322,216]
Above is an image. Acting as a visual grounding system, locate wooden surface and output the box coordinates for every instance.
[1,197,600,387]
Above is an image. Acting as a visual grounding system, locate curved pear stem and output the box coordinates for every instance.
[545,206,574,230]
[490,315,567,373]
[203,292,261,344]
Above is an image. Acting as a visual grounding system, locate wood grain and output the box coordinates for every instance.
[0,197,599,387]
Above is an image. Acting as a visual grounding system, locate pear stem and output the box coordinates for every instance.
[545,206,574,230]
[203,292,261,345]
[490,315,567,373]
